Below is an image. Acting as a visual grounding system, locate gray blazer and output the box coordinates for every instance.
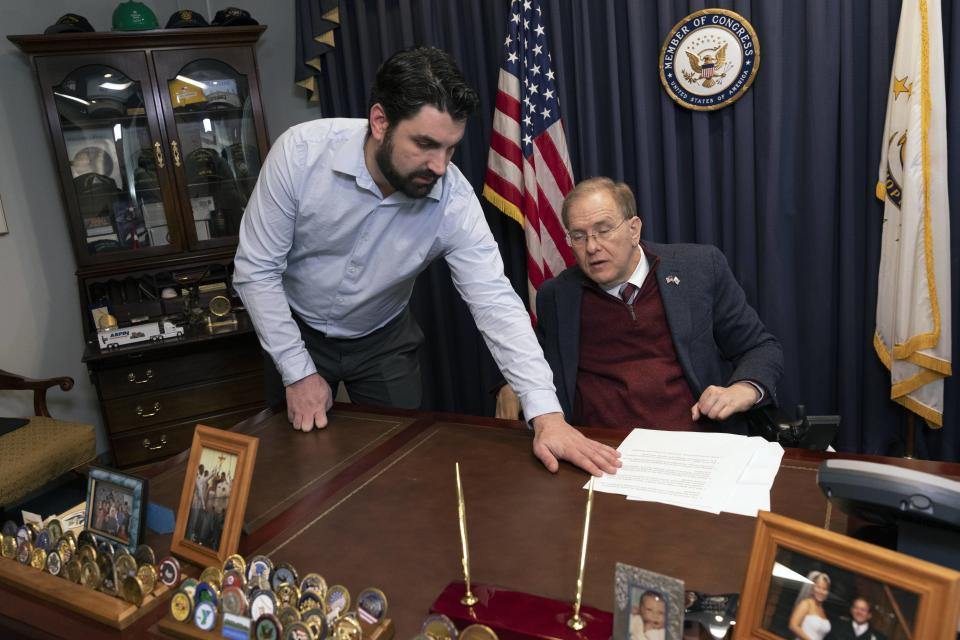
[535,242,783,433]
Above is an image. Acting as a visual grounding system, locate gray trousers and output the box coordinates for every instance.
[264,308,423,411]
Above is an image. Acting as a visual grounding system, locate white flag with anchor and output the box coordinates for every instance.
[875,0,951,426]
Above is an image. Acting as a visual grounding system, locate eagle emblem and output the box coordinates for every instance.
[683,43,729,88]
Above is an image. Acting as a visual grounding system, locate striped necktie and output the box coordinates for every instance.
[619,282,639,305]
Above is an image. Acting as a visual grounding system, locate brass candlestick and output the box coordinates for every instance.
[456,462,479,606]
[567,477,595,631]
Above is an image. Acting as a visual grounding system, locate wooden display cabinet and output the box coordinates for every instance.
[9,27,271,465]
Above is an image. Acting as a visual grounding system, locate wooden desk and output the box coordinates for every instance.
[1,405,957,638]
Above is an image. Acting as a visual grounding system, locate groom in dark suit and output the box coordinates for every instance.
[826,598,887,640]
[497,177,782,433]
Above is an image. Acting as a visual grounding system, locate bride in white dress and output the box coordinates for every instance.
[788,571,832,640]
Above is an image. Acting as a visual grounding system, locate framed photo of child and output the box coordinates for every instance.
[84,466,148,552]
[170,425,258,567]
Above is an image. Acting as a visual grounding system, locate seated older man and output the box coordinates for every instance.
[498,177,783,434]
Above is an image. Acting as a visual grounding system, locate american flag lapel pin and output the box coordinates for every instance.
[665,275,680,285]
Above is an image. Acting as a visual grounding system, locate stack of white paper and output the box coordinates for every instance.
[590,428,784,517]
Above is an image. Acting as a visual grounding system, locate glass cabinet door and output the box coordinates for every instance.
[153,48,268,250]
[37,53,182,264]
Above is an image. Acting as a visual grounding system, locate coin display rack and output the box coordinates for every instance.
[157,553,395,640]
[0,524,173,630]
[419,613,500,640]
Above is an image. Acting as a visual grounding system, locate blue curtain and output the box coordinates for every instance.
[299,0,960,461]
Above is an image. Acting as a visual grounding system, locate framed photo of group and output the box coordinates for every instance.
[734,511,960,640]
[170,425,258,567]
[84,466,148,552]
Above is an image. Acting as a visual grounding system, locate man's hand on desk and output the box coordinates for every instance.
[286,373,334,431]
[691,382,759,422]
[531,412,622,477]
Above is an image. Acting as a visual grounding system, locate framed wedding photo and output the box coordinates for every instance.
[734,511,960,640]
[84,466,147,552]
[170,425,258,567]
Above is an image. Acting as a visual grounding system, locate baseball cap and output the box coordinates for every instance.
[186,147,230,183]
[72,147,115,177]
[211,7,258,26]
[165,9,209,29]
[44,14,95,35]
[112,1,160,31]
[168,79,207,109]
[204,91,243,109]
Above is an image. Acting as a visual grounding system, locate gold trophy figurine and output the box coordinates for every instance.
[456,462,479,606]
[567,477,595,631]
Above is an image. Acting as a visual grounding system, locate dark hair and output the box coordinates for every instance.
[561,177,638,227]
[368,46,479,125]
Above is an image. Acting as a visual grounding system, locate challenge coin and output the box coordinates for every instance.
[422,614,459,640]
[277,604,301,628]
[333,616,362,640]
[251,590,278,620]
[270,562,299,591]
[325,584,350,617]
[29,548,47,571]
[97,553,117,594]
[170,590,194,623]
[35,529,51,552]
[299,573,327,598]
[283,621,312,640]
[195,581,220,608]
[116,553,138,581]
[158,556,181,587]
[181,577,199,598]
[1,521,16,537]
[134,543,156,567]
[16,540,33,565]
[304,613,329,640]
[1,535,17,558]
[222,585,249,617]
[199,566,224,588]
[253,613,282,640]
[121,575,145,607]
[356,587,388,624]
[47,519,63,542]
[80,560,102,589]
[459,624,498,640]
[65,558,83,583]
[137,563,158,594]
[223,568,245,590]
[45,550,62,576]
[194,601,218,631]
[223,553,246,575]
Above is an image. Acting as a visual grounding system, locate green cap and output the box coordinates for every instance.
[112,1,159,31]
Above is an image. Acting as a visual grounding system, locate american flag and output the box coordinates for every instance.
[483,0,575,319]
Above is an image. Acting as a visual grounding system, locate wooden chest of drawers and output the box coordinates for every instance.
[85,325,265,467]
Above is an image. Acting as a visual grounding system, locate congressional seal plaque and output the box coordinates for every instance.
[659,8,760,111]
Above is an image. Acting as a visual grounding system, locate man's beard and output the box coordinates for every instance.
[375,129,440,198]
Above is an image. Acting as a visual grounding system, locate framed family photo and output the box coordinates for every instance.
[170,425,258,567]
[84,466,147,552]
[613,562,684,640]
[734,511,960,640]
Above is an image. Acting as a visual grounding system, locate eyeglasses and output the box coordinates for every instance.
[566,218,628,246]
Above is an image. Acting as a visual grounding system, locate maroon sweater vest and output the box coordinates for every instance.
[575,266,698,431]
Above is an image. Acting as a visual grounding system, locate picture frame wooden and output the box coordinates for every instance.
[734,511,960,640]
[170,425,258,568]
[613,562,684,640]
[84,466,147,552]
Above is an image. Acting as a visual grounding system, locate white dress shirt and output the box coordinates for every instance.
[233,118,561,418]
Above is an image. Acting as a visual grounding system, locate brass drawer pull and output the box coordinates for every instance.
[136,402,161,417]
[153,141,166,169]
[142,435,167,450]
[127,369,154,384]
[171,140,182,167]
